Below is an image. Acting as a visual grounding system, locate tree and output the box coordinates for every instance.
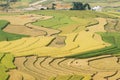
[72,2,91,10]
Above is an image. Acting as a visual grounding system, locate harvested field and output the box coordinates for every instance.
[25,23,60,36]
[9,55,120,80]
[0,30,109,57]
[87,18,106,32]
[1,14,60,37]
[1,10,120,80]
[3,25,47,36]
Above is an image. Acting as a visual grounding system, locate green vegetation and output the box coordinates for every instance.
[55,75,71,80]
[0,53,15,80]
[0,53,4,60]
[34,13,74,29]
[70,75,84,80]
[66,32,120,58]
[1,54,16,69]
[32,10,116,30]
[0,20,27,41]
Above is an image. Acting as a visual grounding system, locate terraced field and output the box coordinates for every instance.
[0,10,120,80]
[0,20,27,41]
[0,30,109,57]
[0,14,60,36]
[7,55,120,80]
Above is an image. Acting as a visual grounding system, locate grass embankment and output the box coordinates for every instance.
[0,20,27,41]
[0,53,15,80]
[66,32,120,58]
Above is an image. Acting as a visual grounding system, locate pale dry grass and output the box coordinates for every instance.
[69,31,108,55]
[0,31,109,57]
[8,70,36,80]
[0,14,42,25]
[34,57,56,76]
[12,36,55,53]
[87,18,106,32]
[93,71,116,80]
[25,56,48,79]
[0,38,26,51]
[49,58,73,74]
[0,41,10,48]
[13,56,93,80]
[39,57,65,75]
[4,37,40,52]
[13,56,120,80]
[89,57,120,71]
[108,71,120,80]
[14,57,44,80]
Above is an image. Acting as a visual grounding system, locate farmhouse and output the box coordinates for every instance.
[92,6,102,11]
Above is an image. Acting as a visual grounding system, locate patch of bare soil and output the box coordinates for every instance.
[48,36,66,47]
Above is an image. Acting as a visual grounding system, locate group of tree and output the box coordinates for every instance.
[71,2,91,10]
